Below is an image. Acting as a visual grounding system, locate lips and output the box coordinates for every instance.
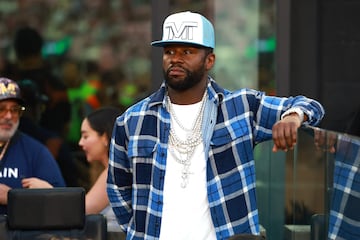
[168,66,186,77]
[0,122,13,130]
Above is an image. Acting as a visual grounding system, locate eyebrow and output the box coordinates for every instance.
[0,104,21,108]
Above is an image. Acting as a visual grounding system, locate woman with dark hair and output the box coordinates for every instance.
[78,106,122,231]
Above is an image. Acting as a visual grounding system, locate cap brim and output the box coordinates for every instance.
[0,97,25,105]
[151,40,212,48]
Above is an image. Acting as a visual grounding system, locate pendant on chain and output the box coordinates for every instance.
[167,90,207,188]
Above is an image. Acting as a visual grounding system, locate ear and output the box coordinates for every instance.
[205,53,215,71]
[100,133,108,147]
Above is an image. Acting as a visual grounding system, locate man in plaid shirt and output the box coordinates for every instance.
[107,11,325,240]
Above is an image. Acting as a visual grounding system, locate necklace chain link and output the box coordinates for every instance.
[167,90,207,188]
[0,140,10,161]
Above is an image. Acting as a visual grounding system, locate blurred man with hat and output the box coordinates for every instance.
[0,77,65,214]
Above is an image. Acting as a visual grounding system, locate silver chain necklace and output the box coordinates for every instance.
[167,91,207,188]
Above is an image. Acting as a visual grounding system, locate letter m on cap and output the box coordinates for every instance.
[163,21,198,41]
[0,82,17,96]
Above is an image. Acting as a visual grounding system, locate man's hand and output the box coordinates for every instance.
[314,128,337,153]
[272,113,302,152]
[22,178,53,188]
[0,183,11,205]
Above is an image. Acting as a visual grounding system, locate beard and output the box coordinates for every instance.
[163,63,206,91]
[0,120,18,142]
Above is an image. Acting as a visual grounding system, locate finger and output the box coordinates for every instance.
[273,124,288,151]
[278,127,290,151]
[283,125,292,149]
[272,125,283,151]
[287,124,298,150]
[329,146,336,153]
[272,144,278,152]
[21,179,30,188]
[272,144,283,152]
[316,130,326,147]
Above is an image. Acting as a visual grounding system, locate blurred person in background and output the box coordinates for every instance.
[8,25,71,139]
[78,106,122,232]
[18,79,84,187]
[0,77,65,214]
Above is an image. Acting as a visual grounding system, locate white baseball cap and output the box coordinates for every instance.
[151,11,215,49]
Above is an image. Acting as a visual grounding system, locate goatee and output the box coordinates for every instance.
[164,65,205,91]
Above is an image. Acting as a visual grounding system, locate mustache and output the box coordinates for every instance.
[0,119,14,125]
[166,64,186,74]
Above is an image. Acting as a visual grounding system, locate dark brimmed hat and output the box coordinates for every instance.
[0,78,25,105]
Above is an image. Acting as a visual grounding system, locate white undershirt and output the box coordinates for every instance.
[159,102,216,240]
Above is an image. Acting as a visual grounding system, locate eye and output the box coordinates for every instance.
[184,49,192,54]
[81,133,88,140]
[164,49,174,55]
[0,105,25,117]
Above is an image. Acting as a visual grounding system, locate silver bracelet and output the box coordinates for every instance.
[281,107,304,123]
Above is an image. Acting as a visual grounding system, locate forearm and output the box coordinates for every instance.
[86,170,109,214]
[283,96,325,126]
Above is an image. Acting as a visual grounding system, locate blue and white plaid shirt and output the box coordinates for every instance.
[107,78,325,240]
[329,135,360,239]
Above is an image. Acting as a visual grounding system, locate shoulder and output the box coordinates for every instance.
[221,88,266,105]
[120,91,162,122]
[14,131,47,147]
[10,131,53,156]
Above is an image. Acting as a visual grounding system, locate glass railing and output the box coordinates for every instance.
[255,126,360,240]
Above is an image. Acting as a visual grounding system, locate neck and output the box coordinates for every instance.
[167,83,207,105]
[100,156,109,168]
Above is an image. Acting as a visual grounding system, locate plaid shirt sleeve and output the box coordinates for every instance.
[240,89,325,143]
[107,113,134,233]
[329,136,360,239]
[205,87,325,238]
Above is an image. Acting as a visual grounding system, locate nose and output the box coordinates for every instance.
[169,51,184,64]
[3,110,14,118]
[78,138,83,147]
